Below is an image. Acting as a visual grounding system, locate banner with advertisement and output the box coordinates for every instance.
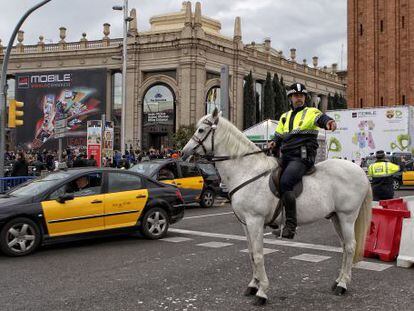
[87,120,102,167]
[326,107,412,162]
[102,121,114,160]
[14,69,106,150]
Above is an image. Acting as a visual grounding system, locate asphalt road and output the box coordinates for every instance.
[0,194,413,311]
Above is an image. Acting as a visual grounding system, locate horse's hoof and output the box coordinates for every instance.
[253,296,267,306]
[331,281,339,291]
[244,287,258,296]
[334,286,347,296]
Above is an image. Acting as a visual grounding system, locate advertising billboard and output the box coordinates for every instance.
[326,107,412,161]
[15,69,106,150]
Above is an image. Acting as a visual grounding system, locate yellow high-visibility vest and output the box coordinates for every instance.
[368,161,400,178]
[275,107,322,138]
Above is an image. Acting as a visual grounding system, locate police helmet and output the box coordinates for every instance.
[287,83,308,96]
[375,150,385,159]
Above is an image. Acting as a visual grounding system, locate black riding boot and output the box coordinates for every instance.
[272,191,297,239]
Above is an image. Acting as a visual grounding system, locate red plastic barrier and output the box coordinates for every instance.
[364,207,411,262]
[379,198,408,211]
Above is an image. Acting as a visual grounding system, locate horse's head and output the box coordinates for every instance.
[182,107,220,160]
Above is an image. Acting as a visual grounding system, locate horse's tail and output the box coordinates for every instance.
[353,185,373,263]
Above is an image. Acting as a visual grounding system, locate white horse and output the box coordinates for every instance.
[182,109,372,306]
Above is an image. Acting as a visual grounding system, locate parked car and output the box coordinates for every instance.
[0,168,184,256]
[130,159,221,208]
[391,159,414,190]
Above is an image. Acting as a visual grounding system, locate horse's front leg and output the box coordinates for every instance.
[245,216,269,305]
[243,225,259,296]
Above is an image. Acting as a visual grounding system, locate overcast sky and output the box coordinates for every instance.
[0,0,347,69]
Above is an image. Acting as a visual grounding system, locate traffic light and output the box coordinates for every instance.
[8,99,24,128]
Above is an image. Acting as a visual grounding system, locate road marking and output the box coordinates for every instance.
[353,261,393,271]
[169,228,343,253]
[241,248,279,255]
[197,242,233,248]
[183,212,234,220]
[161,237,193,243]
[291,253,331,263]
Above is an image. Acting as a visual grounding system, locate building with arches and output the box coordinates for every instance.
[1,2,346,151]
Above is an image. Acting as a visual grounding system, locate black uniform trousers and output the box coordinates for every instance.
[279,153,311,194]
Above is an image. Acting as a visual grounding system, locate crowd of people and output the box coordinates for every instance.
[4,147,182,177]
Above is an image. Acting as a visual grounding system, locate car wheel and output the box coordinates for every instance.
[200,189,215,208]
[393,178,401,190]
[140,207,169,239]
[0,217,41,257]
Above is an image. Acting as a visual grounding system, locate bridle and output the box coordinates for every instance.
[190,117,269,162]
[190,117,219,159]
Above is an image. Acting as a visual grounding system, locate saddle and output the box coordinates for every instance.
[269,159,316,199]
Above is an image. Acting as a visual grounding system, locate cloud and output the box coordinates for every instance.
[0,0,346,68]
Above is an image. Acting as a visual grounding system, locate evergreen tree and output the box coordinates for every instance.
[263,72,275,120]
[273,73,284,120]
[338,94,348,109]
[170,124,196,149]
[327,93,334,110]
[333,92,340,109]
[243,71,256,129]
[255,91,261,123]
[279,76,289,113]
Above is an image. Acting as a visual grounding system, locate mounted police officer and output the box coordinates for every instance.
[269,83,337,239]
[368,150,400,201]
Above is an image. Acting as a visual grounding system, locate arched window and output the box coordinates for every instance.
[205,86,221,114]
[142,84,175,150]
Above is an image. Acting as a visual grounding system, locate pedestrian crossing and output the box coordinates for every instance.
[161,230,394,272]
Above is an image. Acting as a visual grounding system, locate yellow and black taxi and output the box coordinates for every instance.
[130,159,221,208]
[0,168,184,256]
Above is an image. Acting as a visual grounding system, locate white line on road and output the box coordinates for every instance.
[183,212,234,220]
[169,228,343,253]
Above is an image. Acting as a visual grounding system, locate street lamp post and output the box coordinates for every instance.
[113,0,131,156]
[0,0,52,177]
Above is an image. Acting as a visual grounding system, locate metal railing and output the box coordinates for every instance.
[0,176,36,193]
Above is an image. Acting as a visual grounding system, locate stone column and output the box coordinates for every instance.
[312,56,318,68]
[128,9,138,36]
[16,30,24,53]
[320,94,328,112]
[194,58,207,122]
[124,59,136,150]
[235,72,245,129]
[37,36,45,52]
[179,62,192,126]
[311,93,319,108]
[59,27,67,50]
[290,48,296,62]
[80,33,88,48]
[103,23,110,46]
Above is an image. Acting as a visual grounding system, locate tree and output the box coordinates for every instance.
[170,124,196,150]
[279,76,289,113]
[338,94,348,109]
[243,71,256,129]
[256,91,261,123]
[327,93,334,110]
[333,92,340,109]
[273,73,284,120]
[263,72,275,119]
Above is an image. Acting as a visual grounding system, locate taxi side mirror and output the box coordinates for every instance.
[57,193,74,204]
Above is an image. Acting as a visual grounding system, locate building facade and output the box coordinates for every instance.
[1,2,346,151]
[348,0,414,108]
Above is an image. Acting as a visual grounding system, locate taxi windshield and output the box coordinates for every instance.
[7,172,71,197]
[130,162,161,176]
